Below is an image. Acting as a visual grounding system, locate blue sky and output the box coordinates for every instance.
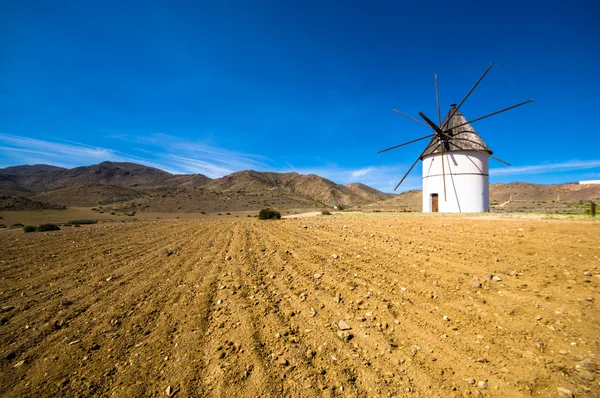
[1,0,598,192]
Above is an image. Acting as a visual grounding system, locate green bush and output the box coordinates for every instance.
[23,225,36,233]
[67,219,97,225]
[0,224,6,228]
[258,208,281,220]
[37,223,61,232]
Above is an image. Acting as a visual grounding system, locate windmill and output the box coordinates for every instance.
[377,62,532,213]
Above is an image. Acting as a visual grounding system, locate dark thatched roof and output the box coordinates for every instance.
[420,104,492,158]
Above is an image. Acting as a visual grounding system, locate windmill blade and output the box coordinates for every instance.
[441,140,447,201]
[393,140,440,191]
[376,133,435,154]
[394,156,421,191]
[489,155,511,166]
[441,62,495,130]
[418,112,445,135]
[434,73,441,126]
[446,99,533,131]
[392,109,430,128]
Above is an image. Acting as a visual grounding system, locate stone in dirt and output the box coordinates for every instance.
[557,387,574,398]
[493,275,502,281]
[313,273,322,279]
[470,279,482,288]
[477,381,488,389]
[336,330,353,342]
[337,320,351,330]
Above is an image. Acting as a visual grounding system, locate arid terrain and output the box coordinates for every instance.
[1,214,599,397]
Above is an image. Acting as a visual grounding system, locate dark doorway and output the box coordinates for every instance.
[431,193,439,212]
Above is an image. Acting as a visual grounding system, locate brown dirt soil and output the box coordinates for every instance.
[1,215,599,397]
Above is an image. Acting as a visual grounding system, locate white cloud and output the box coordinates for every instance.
[351,167,375,178]
[491,160,600,176]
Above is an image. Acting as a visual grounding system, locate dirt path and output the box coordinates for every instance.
[1,216,599,397]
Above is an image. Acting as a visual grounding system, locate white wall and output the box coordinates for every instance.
[422,151,489,213]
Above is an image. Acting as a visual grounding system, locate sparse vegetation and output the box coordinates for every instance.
[258,208,281,220]
[67,219,97,225]
[321,210,331,215]
[37,223,61,232]
[21,223,61,232]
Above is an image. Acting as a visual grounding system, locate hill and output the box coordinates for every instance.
[0,162,390,212]
[33,184,146,207]
[0,164,66,175]
[205,171,383,206]
[346,182,393,202]
[0,195,66,211]
[0,161,212,193]
[489,182,600,202]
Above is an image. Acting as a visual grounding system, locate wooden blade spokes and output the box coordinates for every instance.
[394,156,420,191]
[393,140,439,191]
[418,112,445,135]
[446,99,533,131]
[489,155,511,166]
[441,140,447,201]
[434,73,441,127]
[392,109,430,128]
[376,133,434,154]
[441,62,495,130]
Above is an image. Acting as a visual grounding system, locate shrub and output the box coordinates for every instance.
[23,225,36,233]
[11,223,24,228]
[37,223,60,232]
[321,210,331,215]
[258,208,281,220]
[0,224,6,228]
[67,219,97,225]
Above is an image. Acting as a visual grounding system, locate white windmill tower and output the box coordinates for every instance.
[377,62,532,213]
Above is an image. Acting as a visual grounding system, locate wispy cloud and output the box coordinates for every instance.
[0,135,116,162]
[107,132,272,178]
[0,132,274,179]
[491,159,600,176]
[0,132,432,192]
[351,167,375,178]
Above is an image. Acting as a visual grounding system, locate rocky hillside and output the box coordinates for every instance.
[490,182,600,203]
[33,184,147,207]
[346,183,393,202]
[0,195,66,211]
[0,162,390,211]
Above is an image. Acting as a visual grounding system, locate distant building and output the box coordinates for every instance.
[579,180,600,185]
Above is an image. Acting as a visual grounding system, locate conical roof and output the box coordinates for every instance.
[420,104,492,158]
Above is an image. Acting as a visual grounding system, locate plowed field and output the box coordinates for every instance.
[1,215,599,397]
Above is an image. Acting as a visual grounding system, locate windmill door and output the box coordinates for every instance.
[431,194,439,212]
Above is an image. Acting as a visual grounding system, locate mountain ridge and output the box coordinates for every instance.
[0,161,390,210]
